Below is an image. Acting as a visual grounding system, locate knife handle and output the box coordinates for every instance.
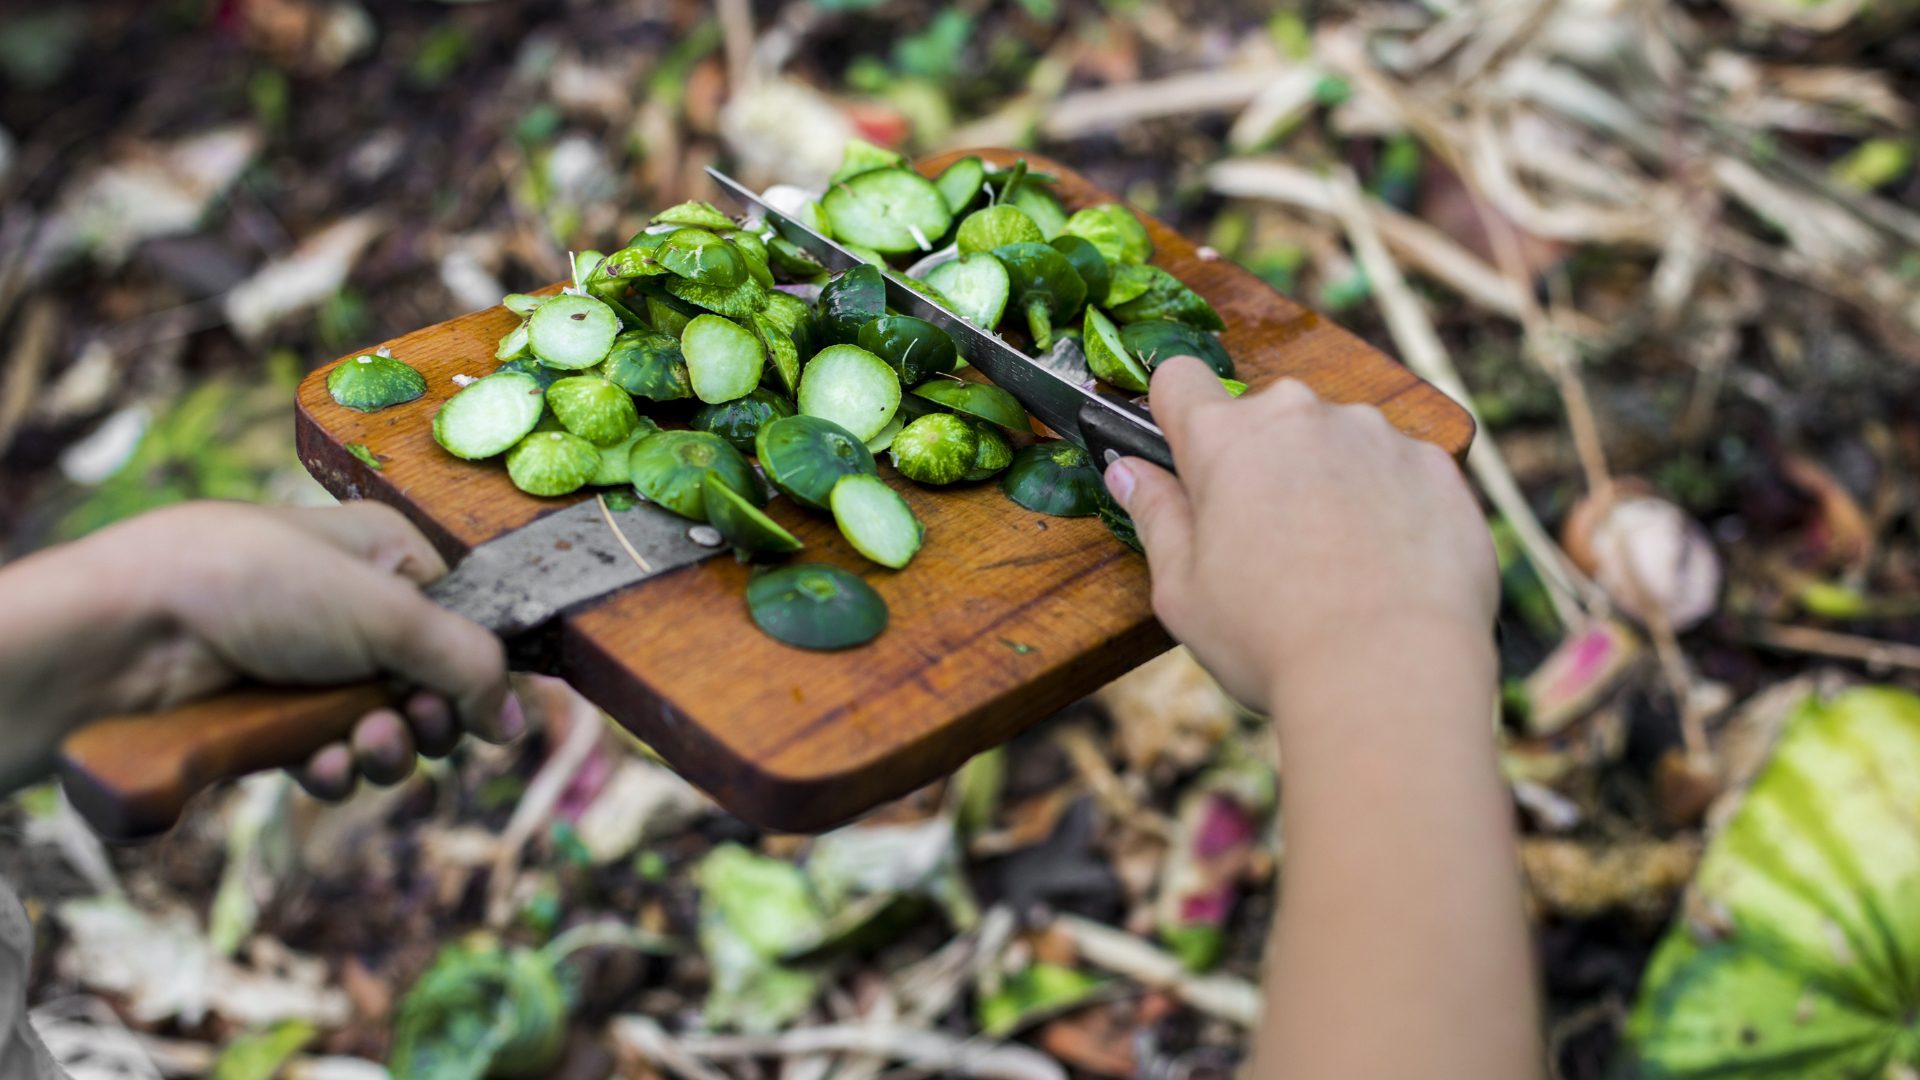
[1078,400,1177,476]
[57,681,392,843]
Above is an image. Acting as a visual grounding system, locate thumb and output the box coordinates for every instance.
[1105,456,1193,570]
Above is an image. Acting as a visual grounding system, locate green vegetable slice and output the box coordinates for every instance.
[328,353,427,412]
[603,234,671,279]
[933,155,988,219]
[727,231,777,290]
[1009,185,1068,239]
[767,235,828,282]
[497,355,561,389]
[1119,319,1234,377]
[889,414,978,486]
[589,420,659,486]
[1002,441,1104,516]
[755,415,877,511]
[1099,496,1144,553]
[1061,203,1152,265]
[1083,307,1151,393]
[830,474,923,569]
[628,430,760,521]
[503,293,545,317]
[692,386,796,452]
[545,375,641,445]
[923,254,1010,328]
[1103,263,1153,307]
[797,344,900,443]
[432,371,546,461]
[600,329,692,401]
[496,320,533,362]
[821,168,952,255]
[346,442,383,470]
[571,249,605,289]
[640,287,700,337]
[992,242,1087,351]
[704,471,803,557]
[660,274,769,318]
[749,313,804,397]
[957,205,1043,254]
[657,228,746,286]
[529,294,620,370]
[506,430,600,497]
[910,379,1033,432]
[1219,377,1248,397]
[653,200,736,230]
[681,314,766,404]
[863,413,904,453]
[746,564,888,651]
[857,315,958,386]
[964,420,1013,481]
[830,138,906,185]
[818,264,886,345]
[1049,235,1111,311]
[1107,265,1224,331]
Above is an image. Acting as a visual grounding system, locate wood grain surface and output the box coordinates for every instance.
[293,148,1473,831]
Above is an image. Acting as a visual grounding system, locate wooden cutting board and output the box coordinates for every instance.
[294,148,1473,831]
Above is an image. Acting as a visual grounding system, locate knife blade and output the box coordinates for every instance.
[705,166,1177,474]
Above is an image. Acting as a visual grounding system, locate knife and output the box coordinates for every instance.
[58,495,725,842]
[706,166,1178,474]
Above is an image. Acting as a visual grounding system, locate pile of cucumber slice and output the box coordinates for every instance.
[324,141,1237,650]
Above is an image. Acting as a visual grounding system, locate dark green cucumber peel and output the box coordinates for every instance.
[909,380,1032,433]
[857,315,958,386]
[328,353,427,412]
[991,242,1087,352]
[704,471,803,558]
[628,429,760,521]
[755,415,877,511]
[600,330,693,401]
[746,564,889,651]
[692,386,796,453]
[1002,441,1105,517]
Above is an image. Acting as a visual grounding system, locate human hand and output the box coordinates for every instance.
[1101,358,1497,714]
[7,501,520,798]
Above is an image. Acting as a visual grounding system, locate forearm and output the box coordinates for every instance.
[1253,621,1539,1079]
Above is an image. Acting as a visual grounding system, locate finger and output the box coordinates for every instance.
[1146,355,1231,457]
[1105,456,1194,572]
[336,559,517,742]
[405,692,461,758]
[351,708,419,785]
[267,503,449,585]
[293,742,357,801]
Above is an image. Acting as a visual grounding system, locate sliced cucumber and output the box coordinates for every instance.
[1050,235,1112,312]
[529,294,620,370]
[681,314,766,404]
[819,264,886,345]
[503,293,545,317]
[604,234,671,279]
[910,379,1032,432]
[1106,265,1223,331]
[657,228,746,286]
[755,415,877,511]
[628,429,760,521]
[729,232,777,290]
[1010,185,1068,239]
[1061,203,1153,266]
[822,168,953,255]
[432,371,546,460]
[831,474,924,569]
[933,155,988,220]
[497,355,562,389]
[692,386,795,452]
[830,137,907,185]
[506,430,600,497]
[746,564,888,650]
[797,344,900,443]
[495,320,532,362]
[923,254,1011,329]
[864,413,904,453]
[964,420,1013,481]
[328,353,427,413]
[661,274,769,318]
[1119,318,1234,377]
[704,471,803,557]
[589,420,659,486]
[890,414,978,486]
[750,312,803,397]
[1002,441,1105,517]
[767,235,828,282]
[1083,307,1150,393]
[1105,263,1154,307]
[652,200,736,230]
[992,241,1087,352]
[640,287,701,338]
[600,329,692,401]
[957,205,1043,254]
[546,375,641,445]
[857,315,958,386]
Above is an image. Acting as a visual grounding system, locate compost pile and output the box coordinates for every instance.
[2,1,1919,1078]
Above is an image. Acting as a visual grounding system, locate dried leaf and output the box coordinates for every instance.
[224,214,385,341]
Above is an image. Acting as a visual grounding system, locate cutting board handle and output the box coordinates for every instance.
[57,681,392,842]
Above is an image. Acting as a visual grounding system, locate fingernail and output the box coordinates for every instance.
[498,693,526,740]
[1104,459,1135,508]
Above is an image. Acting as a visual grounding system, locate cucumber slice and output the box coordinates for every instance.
[1099,495,1144,553]
[992,242,1087,352]
[767,235,828,282]
[704,471,803,557]
[1220,377,1248,396]
[628,429,760,521]
[503,293,545,316]
[1002,441,1105,517]
[830,137,907,185]
[958,205,1043,254]
[864,413,904,453]
[749,313,803,397]
[964,420,1013,481]
[830,474,923,569]
[1106,265,1223,331]
[1010,185,1068,239]
[747,564,888,651]
[933,155,988,219]
[1049,235,1111,312]
[1119,319,1234,377]
[661,275,769,318]
[1104,263,1153,307]
[822,168,953,255]
[819,264,886,345]
[496,320,532,362]
[857,315,958,386]
[497,355,562,389]
[681,315,766,404]
[910,380,1033,432]
[529,294,620,369]
[600,329,692,401]
[692,386,795,452]
[432,371,546,460]
[589,420,660,486]
[755,415,877,510]
[657,228,746,286]
[604,234,671,279]
[1061,204,1153,266]
[889,414,978,486]
[506,430,601,498]
[653,200,736,230]
[1083,307,1150,393]
[761,290,813,338]
[639,286,701,337]
[327,353,427,413]
[729,233,777,290]
[572,250,606,289]
[546,375,641,445]
[923,254,1010,328]
[797,344,901,443]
